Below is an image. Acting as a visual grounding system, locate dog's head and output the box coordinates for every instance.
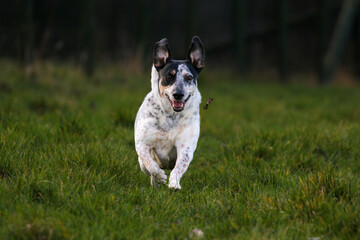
[153,37,205,112]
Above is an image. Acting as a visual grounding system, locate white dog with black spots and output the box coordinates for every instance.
[134,37,205,189]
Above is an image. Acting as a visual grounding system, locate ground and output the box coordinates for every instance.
[0,61,359,239]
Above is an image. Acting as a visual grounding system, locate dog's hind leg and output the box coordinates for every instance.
[139,159,159,187]
[136,144,168,187]
[138,158,161,187]
[138,158,150,176]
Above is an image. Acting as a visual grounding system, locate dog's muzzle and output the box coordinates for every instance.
[165,94,191,112]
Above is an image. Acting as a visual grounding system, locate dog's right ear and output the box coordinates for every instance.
[153,38,172,70]
[188,36,205,71]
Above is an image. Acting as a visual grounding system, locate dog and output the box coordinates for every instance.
[134,36,205,189]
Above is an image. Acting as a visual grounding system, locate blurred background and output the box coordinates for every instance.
[1,0,360,85]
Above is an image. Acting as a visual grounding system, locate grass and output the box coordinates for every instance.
[0,60,359,239]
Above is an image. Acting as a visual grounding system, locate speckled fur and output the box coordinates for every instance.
[134,65,202,189]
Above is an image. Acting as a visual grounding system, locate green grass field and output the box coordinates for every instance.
[0,61,359,239]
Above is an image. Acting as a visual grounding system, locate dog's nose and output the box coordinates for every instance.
[173,92,184,100]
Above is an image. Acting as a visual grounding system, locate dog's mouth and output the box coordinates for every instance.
[165,94,191,112]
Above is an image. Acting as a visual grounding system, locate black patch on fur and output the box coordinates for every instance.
[167,114,177,121]
[147,96,161,111]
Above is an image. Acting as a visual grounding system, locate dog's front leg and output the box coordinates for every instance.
[136,144,167,187]
[168,146,194,189]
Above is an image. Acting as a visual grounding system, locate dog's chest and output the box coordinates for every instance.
[148,123,181,170]
[151,131,177,169]
[152,110,196,164]
[153,115,186,152]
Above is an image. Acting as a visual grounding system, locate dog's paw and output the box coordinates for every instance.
[150,175,159,188]
[168,179,181,190]
[168,173,181,189]
[150,169,167,187]
[157,169,168,183]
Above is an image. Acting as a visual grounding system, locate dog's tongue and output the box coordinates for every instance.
[173,101,183,108]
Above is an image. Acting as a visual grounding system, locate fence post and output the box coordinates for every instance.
[355,8,360,81]
[82,0,96,76]
[23,0,34,67]
[318,0,329,84]
[233,0,246,76]
[184,0,197,45]
[321,0,360,84]
[134,0,150,70]
[15,0,35,67]
[278,0,288,83]
[15,0,35,78]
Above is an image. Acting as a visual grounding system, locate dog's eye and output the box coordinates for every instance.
[166,75,172,80]
[186,75,193,81]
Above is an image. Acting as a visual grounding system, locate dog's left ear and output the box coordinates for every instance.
[188,36,205,71]
[154,38,172,70]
